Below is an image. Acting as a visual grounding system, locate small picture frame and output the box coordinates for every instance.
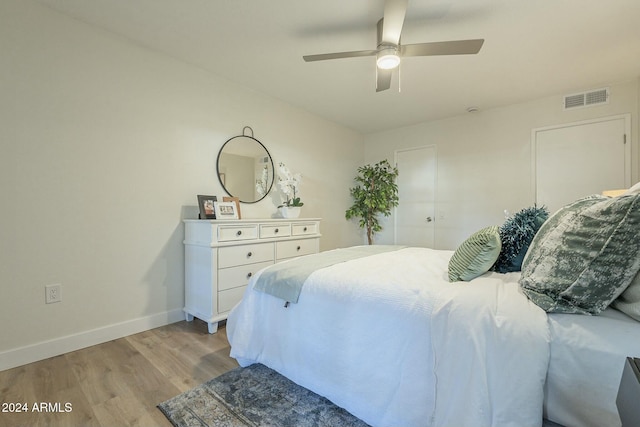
[214,201,239,219]
[197,195,217,219]
[223,196,241,219]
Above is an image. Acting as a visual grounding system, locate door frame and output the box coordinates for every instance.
[393,144,438,246]
[530,113,631,204]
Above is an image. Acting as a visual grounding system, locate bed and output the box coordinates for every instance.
[546,308,640,426]
[227,188,640,427]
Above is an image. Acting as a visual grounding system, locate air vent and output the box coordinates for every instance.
[586,89,609,105]
[564,87,609,110]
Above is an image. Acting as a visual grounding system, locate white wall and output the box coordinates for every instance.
[0,0,364,369]
[364,79,639,250]
[3,0,637,372]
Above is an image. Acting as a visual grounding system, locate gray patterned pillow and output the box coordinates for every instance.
[520,194,640,314]
[448,226,501,282]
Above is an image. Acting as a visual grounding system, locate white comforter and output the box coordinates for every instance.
[227,247,550,427]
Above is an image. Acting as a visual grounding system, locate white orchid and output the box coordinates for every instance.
[255,165,269,197]
[277,162,303,207]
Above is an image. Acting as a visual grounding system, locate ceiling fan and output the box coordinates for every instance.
[302,0,484,92]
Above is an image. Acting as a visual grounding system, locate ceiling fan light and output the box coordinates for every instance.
[376,48,400,69]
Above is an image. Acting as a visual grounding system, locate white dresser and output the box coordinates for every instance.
[183,218,321,333]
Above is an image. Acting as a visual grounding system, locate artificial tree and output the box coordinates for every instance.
[345,159,399,245]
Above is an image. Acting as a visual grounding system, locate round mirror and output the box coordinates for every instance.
[216,134,274,203]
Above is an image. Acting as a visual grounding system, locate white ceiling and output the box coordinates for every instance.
[36,0,640,134]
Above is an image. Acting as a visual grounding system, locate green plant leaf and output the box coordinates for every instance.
[345,159,399,244]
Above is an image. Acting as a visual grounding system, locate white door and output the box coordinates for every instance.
[394,146,437,247]
[533,114,631,213]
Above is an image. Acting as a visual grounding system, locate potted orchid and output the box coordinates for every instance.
[277,162,303,218]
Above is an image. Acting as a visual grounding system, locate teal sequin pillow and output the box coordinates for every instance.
[448,226,501,282]
[492,206,549,273]
[520,194,640,314]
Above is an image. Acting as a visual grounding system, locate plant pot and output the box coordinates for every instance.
[279,206,301,219]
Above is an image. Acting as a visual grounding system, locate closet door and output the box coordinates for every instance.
[533,114,630,213]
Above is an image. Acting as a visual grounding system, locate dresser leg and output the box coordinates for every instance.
[208,322,219,334]
[185,313,194,322]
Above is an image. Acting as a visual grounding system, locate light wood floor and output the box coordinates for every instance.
[0,319,239,427]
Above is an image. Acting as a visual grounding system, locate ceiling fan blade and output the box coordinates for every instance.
[376,68,393,92]
[401,39,484,56]
[303,49,378,62]
[381,0,408,45]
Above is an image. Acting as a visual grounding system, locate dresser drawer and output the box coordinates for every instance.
[218,286,247,313]
[218,243,274,268]
[184,218,321,334]
[260,223,292,239]
[292,222,319,236]
[218,260,273,291]
[218,225,259,242]
[276,238,318,260]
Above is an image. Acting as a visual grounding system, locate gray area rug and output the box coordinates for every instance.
[158,363,371,427]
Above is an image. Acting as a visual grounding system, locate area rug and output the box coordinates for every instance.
[158,363,371,427]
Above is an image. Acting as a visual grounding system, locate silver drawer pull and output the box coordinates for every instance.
[236,230,242,236]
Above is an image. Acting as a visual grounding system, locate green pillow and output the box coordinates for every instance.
[520,194,640,314]
[448,226,501,282]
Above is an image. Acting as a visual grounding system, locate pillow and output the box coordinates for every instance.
[492,206,549,273]
[520,194,640,314]
[612,271,640,321]
[623,181,640,196]
[448,226,501,282]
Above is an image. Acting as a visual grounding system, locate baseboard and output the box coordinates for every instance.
[0,308,185,372]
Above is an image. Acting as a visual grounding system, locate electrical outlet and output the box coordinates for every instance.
[45,284,62,304]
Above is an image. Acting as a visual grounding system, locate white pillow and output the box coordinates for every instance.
[612,179,640,321]
[623,181,640,196]
[612,272,640,321]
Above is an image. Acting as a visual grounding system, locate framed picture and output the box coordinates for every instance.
[214,201,239,219]
[223,196,241,219]
[197,195,217,219]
